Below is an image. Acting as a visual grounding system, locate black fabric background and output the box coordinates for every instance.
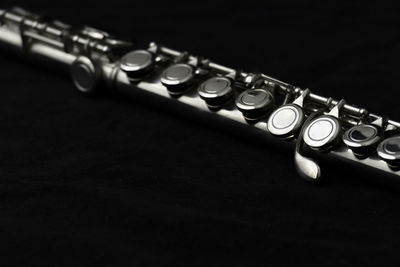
[1,1,400,266]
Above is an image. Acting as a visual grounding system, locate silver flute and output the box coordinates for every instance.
[2,7,400,183]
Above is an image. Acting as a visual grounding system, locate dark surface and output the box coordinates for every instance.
[1,1,400,266]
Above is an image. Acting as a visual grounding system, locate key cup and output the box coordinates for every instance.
[268,89,310,139]
[303,99,346,152]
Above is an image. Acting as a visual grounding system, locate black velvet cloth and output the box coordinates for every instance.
[2,1,400,266]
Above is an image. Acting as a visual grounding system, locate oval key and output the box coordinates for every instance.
[377,135,400,168]
[161,63,195,95]
[303,99,345,151]
[120,49,154,78]
[235,88,274,121]
[343,123,382,157]
[198,76,234,108]
[268,89,310,139]
[71,56,99,95]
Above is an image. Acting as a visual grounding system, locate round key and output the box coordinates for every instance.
[120,50,154,78]
[343,124,381,156]
[303,115,341,151]
[267,104,304,138]
[377,136,400,168]
[235,88,274,120]
[198,77,234,108]
[161,63,194,95]
[71,56,98,95]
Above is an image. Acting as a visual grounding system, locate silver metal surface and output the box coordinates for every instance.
[1,7,400,183]
[294,112,322,182]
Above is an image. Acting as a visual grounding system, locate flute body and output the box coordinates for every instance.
[1,7,400,184]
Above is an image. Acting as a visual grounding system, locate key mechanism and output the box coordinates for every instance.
[161,63,195,95]
[267,89,310,139]
[342,117,384,158]
[70,56,99,95]
[197,71,236,109]
[294,110,323,182]
[294,99,345,182]
[160,52,197,95]
[3,6,400,183]
[303,99,346,151]
[236,88,274,121]
[235,73,275,121]
[119,49,154,79]
[377,135,400,169]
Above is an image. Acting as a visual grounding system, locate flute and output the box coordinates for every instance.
[1,6,400,183]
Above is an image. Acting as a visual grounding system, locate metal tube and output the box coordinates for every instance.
[1,7,400,182]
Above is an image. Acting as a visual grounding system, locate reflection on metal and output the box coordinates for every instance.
[1,6,400,183]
